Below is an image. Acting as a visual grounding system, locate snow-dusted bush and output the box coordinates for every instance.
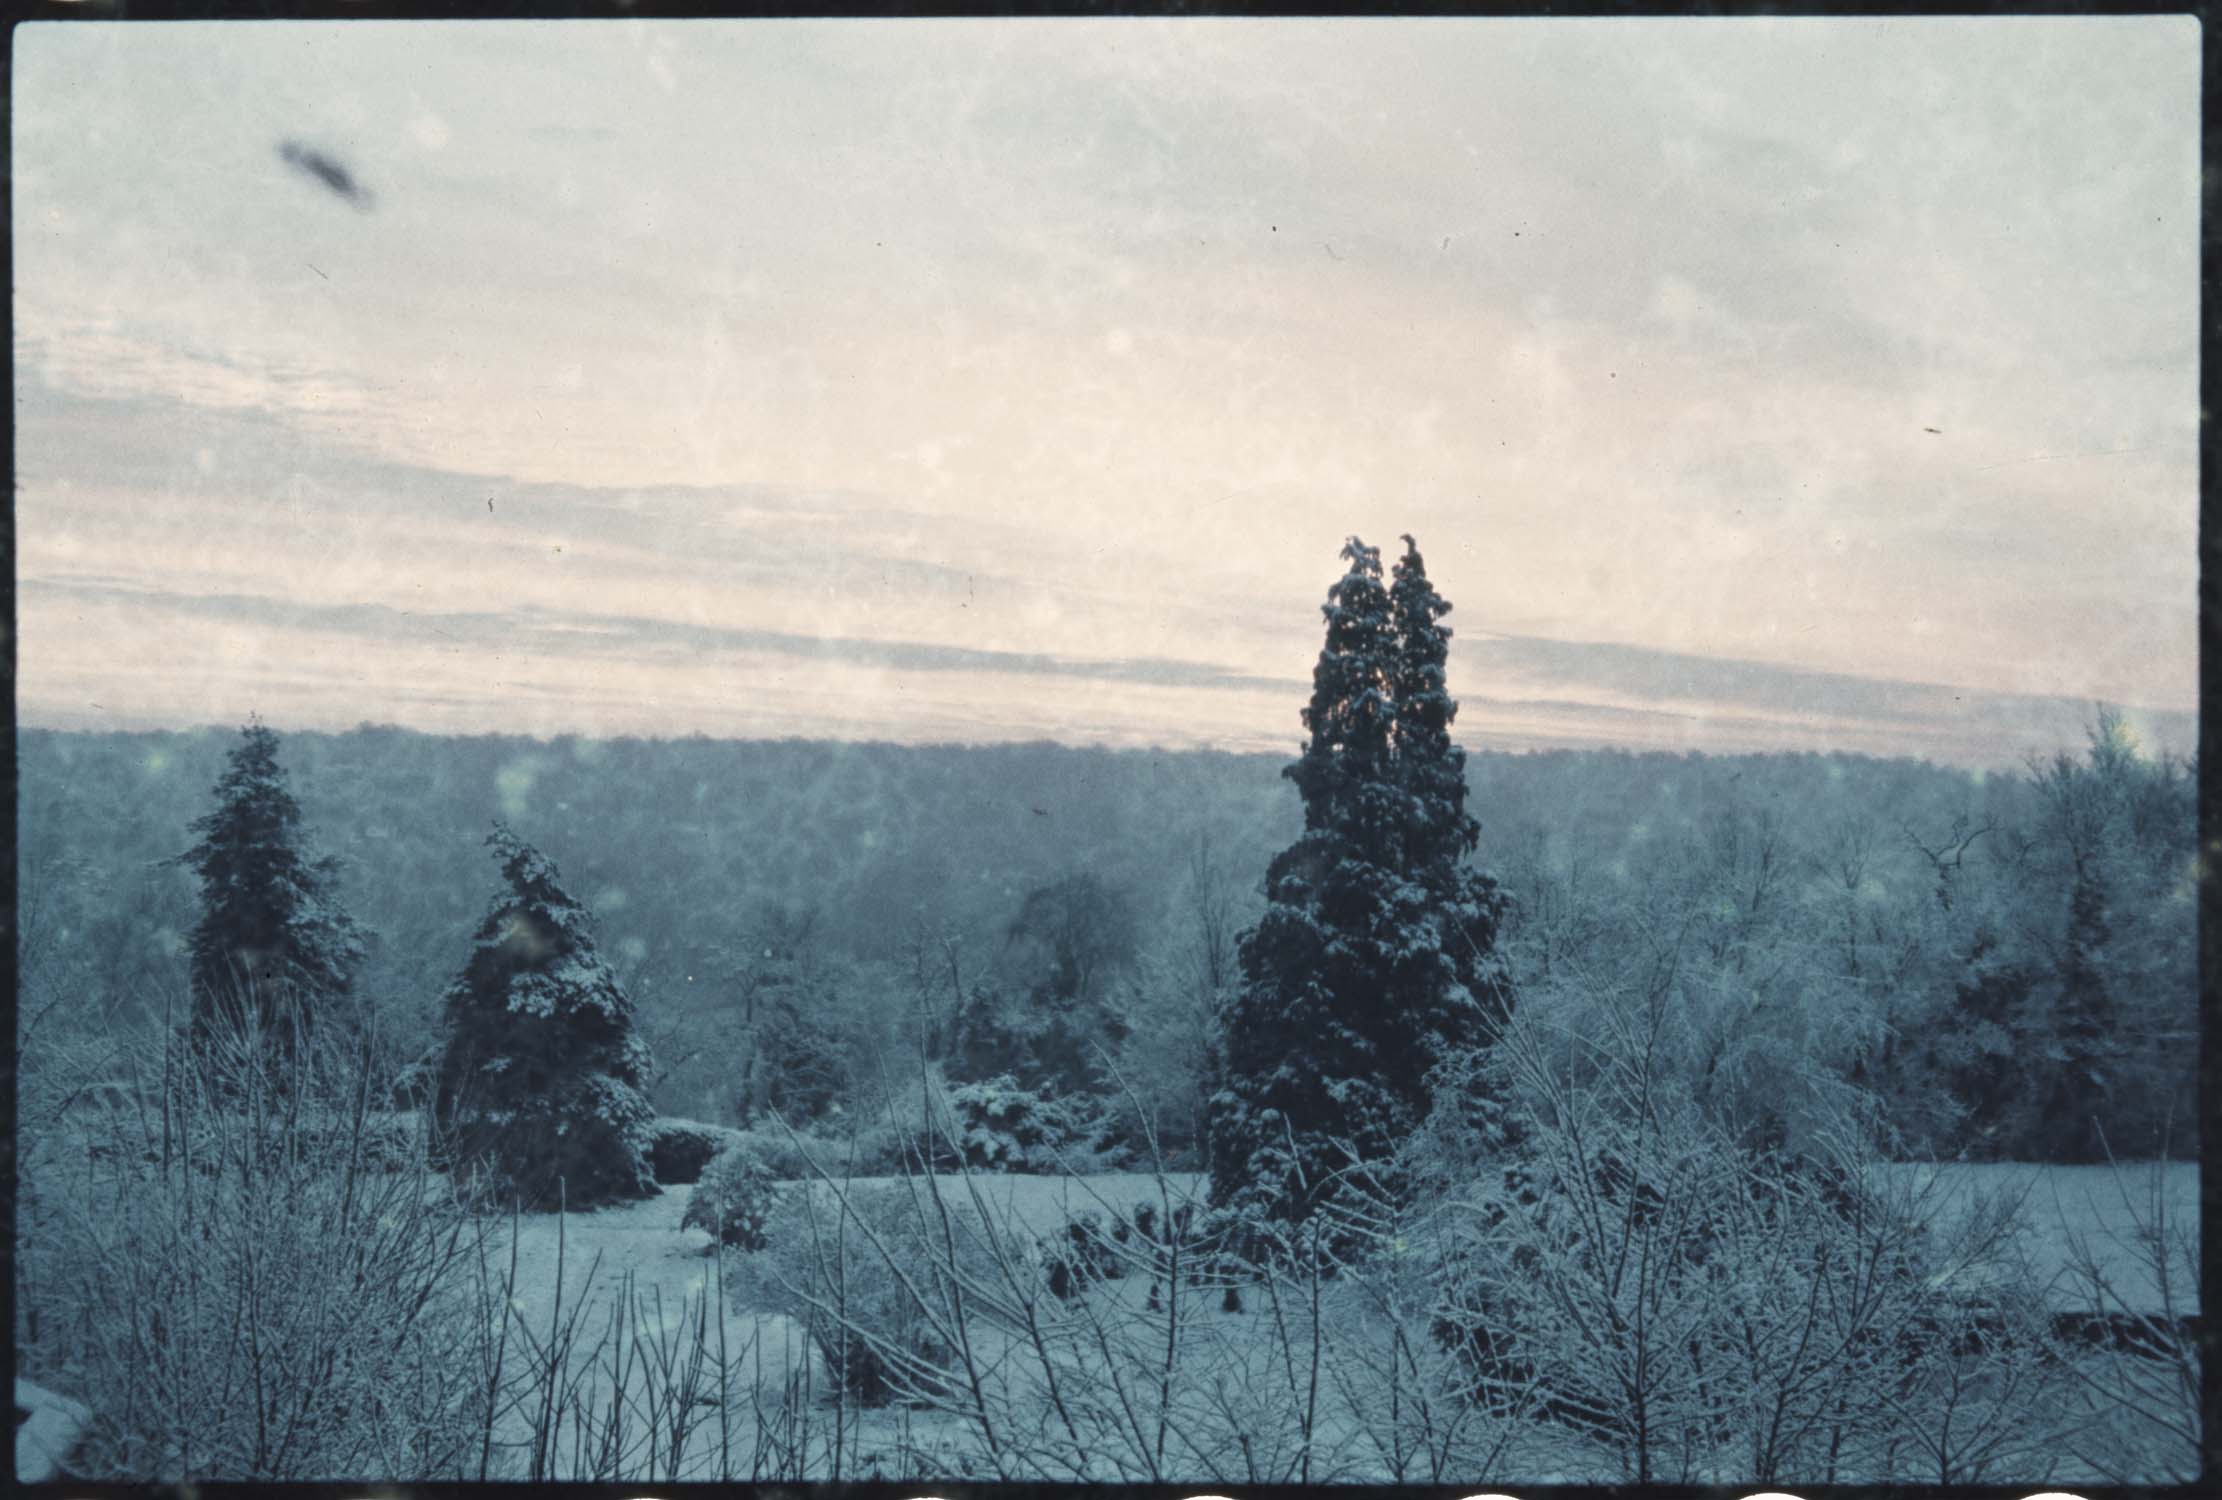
[649,1117,741,1185]
[781,1114,919,1176]
[431,826,658,1210]
[16,1006,491,1480]
[696,1117,920,1180]
[943,1074,1086,1172]
[728,1181,999,1406]
[834,1112,921,1174]
[1039,1207,1126,1298]
[682,1143,783,1250]
[1417,995,2068,1484]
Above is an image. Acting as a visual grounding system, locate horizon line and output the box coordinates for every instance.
[16,709,2188,776]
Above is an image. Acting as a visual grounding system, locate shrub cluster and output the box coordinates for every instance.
[732,1116,918,1178]
[286,1108,421,1172]
[1034,1197,1237,1310]
[17,1016,488,1480]
[648,1117,743,1185]
[681,1143,784,1251]
[942,1075,1091,1173]
[1039,1208,1125,1297]
[727,1181,999,1407]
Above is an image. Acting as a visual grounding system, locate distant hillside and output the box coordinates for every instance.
[19,720,2193,1160]
[18,719,1992,989]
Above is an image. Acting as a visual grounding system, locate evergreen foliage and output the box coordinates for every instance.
[680,1142,782,1250]
[1890,709,2195,1162]
[1208,536,1514,1227]
[942,1073,1091,1172]
[432,824,657,1209]
[176,721,366,1059]
[647,1117,744,1185]
[1389,536,1479,869]
[1389,536,1515,1038]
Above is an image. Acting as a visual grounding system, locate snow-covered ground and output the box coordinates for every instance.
[469,1159,2194,1481]
[488,1159,2195,1383]
[485,1185,855,1480]
[1886,1160,2199,1315]
[475,1171,1221,1479]
[491,1184,712,1339]
[491,1170,1209,1341]
[788,1168,1208,1235]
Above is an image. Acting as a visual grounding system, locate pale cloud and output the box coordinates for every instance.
[11,18,2198,764]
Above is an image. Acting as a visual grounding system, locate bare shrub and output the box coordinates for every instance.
[727,1178,1002,1409]
[2049,1151,2201,1482]
[16,989,491,1480]
[465,1206,830,1482]
[1420,977,2077,1484]
[707,1090,1528,1484]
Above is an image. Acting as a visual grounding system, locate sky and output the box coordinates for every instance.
[12,18,2201,766]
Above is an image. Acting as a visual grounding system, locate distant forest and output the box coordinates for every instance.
[17,717,2195,1166]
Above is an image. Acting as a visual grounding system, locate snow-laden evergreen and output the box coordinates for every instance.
[433,824,657,1210]
[176,721,367,1056]
[1208,536,1514,1228]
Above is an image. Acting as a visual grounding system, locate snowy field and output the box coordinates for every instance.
[468,1158,2196,1481]
[493,1170,1210,1337]
[1894,1160,2199,1315]
[478,1170,1214,1480]
[495,1162,2196,1343]
[23,1124,2193,1484]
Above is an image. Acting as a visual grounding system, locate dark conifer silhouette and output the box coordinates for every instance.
[433,824,657,1209]
[1208,536,1513,1228]
[1389,535,1515,1031]
[177,720,365,1061]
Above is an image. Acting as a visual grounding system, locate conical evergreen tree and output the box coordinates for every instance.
[1283,537,1400,860]
[433,824,657,1209]
[1389,536,1476,867]
[177,721,366,1059]
[1390,536,1514,1033]
[1207,536,1512,1229]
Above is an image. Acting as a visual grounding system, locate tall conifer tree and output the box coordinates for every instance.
[178,721,365,1057]
[1208,536,1512,1228]
[1390,535,1513,1031]
[433,824,657,1209]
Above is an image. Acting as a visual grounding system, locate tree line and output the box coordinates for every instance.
[19,537,2196,1210]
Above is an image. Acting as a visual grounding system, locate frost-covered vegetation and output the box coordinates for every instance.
[20,710,2192,1172]
[13,536,2198,1482]
[682,1143,781,1250]
[431,825,658,1211]
[646,1117,742,1184]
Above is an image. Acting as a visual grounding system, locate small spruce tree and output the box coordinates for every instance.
[1208,535,1513,1229]
[433,824,657,1209]
[177,720,366,1060]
